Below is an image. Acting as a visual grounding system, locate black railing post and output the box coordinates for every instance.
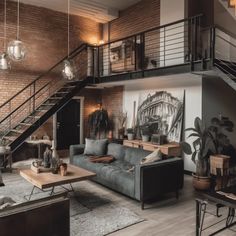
[134,35,137,71]
[210,27,216,66]
[97,46,100,79]
[140,33,145,75]
[33,82,36,112]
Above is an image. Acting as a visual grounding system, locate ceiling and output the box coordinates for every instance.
[14,0,141,23]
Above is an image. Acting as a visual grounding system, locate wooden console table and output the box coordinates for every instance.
[123,139,181,157]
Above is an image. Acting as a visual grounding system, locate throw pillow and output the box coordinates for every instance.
[140,148,162,164]
[84,139,108,156]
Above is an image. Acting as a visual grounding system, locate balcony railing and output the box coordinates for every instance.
[96,14,203,78]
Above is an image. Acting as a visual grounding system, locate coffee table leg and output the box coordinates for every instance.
[24,186,36,201]
[50,187,55,196]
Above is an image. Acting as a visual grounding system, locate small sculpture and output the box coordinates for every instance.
[43,146,52,168]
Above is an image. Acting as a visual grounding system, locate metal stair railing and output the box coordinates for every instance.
[212,26,236,79]
[0,43,94,139]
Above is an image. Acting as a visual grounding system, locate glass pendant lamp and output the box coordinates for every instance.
[7,0,26,61]
[62,0,76,80]
[0,0,10,70]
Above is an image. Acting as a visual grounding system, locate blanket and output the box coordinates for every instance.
[89,155,115,164]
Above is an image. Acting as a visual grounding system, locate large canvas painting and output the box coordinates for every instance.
[136,91,184,142]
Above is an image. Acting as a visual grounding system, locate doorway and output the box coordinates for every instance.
[56,98,83,150]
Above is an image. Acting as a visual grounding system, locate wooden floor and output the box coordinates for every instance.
[86,174,236,236]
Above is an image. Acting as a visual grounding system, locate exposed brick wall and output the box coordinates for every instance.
[109,0,160,41]
[101,86,123,138]
[0,1,101,139]
[79,86,123,140]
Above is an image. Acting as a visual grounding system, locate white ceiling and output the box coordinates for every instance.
[14,0,141,23]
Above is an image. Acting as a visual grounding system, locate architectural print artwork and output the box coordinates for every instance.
[136,91,184,142]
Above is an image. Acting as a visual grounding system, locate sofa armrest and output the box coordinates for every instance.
[134,157,184,201]
[69,144,85,162]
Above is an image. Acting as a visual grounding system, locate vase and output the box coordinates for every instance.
[127,133,134,140]
[192,174,211,190]
[142,135,149,142]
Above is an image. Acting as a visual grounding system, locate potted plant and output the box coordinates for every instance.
[140,125,151,142]
[88,109,110,139]
[127,128,135,140]
[181,117,213,190]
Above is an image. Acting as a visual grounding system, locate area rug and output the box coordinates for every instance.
[1,173,144,236]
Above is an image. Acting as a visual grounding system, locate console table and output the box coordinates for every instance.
[123,139,181,156]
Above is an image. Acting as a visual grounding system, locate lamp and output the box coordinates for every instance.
[7,0,26,61]
[62,0,76,80]
[0,0,10,70]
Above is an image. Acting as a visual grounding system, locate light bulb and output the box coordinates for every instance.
[0,53,11,70]
[7,39,26,61]
[62,59,76,80]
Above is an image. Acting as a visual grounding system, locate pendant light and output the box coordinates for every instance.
[62,0,76,80]
[0,0,10,70]
[7,0,26,61]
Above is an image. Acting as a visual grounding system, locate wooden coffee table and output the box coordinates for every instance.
[20,164,96,200]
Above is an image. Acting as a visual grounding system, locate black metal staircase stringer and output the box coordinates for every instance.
[9,77,91,152]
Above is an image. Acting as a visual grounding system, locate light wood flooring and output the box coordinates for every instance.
[87,175,236,236]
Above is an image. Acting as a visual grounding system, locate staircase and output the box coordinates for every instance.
[0,43,94,152]
[212,27,236,90]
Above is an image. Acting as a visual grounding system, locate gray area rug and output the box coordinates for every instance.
[1,173,144,236]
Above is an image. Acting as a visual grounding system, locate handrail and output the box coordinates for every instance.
[99,14,203,47]
[215,25,236,41]
[216,34,236,49]
[0,43,88,110]
[0,81,51,125]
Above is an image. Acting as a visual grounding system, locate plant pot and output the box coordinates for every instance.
[142,135,149,142]
[127,133,134,140]
[192,174,211,190]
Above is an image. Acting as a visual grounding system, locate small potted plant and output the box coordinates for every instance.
[181,117,213,190]
[140,125,151,142]
[127,128,135,140]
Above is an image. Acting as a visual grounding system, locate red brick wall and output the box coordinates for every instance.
[0,1,101,138]
[0,1,101,102]
[80,86,123,139]
[109,0,160,41]
[101,86,123,138]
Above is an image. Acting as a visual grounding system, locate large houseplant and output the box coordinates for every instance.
[88,109,110,138]
[182,116,234,190]
[181,117,213,190]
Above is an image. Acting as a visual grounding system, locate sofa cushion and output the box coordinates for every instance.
[141,148,162,164]
[107,143,125,160]
[124,147,151,165]
[84,139,108,156]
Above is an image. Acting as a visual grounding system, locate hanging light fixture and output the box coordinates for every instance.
[62,0,76,80]
[0,0,10,70]
[7,0,26,61]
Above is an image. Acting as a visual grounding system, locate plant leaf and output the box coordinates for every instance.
[181,142,192,155]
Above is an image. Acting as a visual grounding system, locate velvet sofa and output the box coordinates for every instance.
[70,143,184,209]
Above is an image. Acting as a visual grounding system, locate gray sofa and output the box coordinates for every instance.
[70,143,184,209]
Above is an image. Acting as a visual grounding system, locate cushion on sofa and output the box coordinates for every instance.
[107,143,125,160]
[124,147,151,165]
[84,139,108,156]
[141,148,162,164]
